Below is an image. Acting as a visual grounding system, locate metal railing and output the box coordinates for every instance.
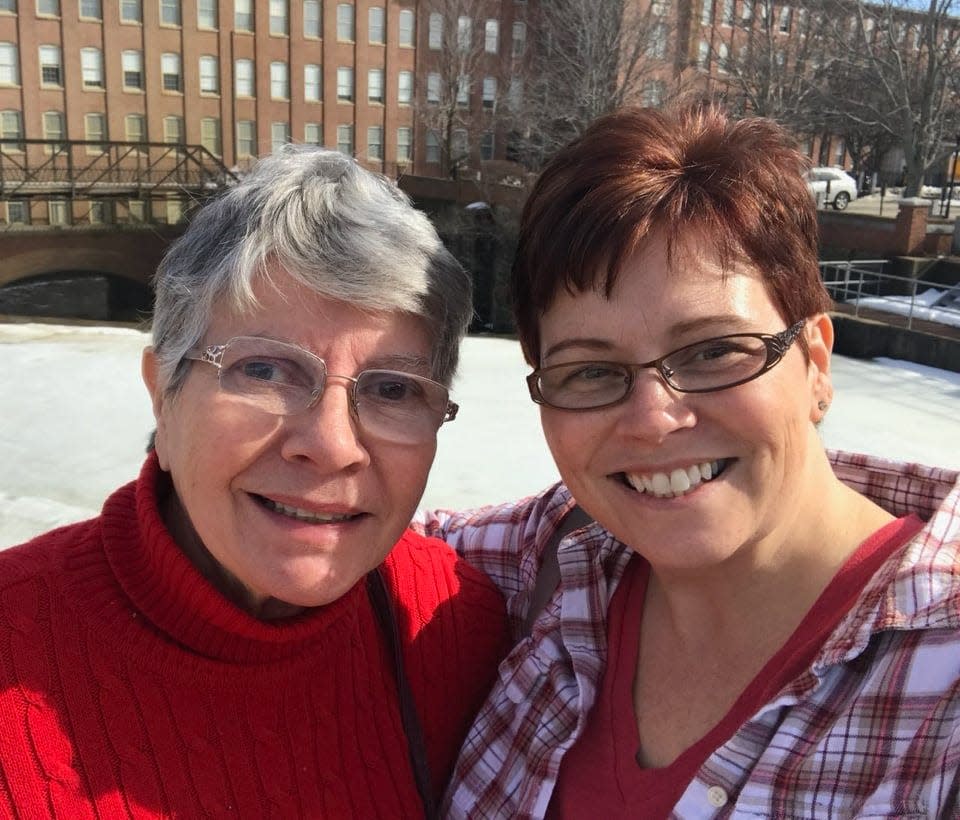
[820,259,960,331]
[0,139,237,199]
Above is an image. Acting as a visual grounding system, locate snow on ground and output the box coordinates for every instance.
[1,322,958,549]
[848,288,960,328]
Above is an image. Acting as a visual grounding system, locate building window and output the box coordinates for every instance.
[457,15,471,50]
[162,115,183,145]
[304,122,321,144]
[235,0,253,31]
[778,6,791,33]
[396,126,411,162]
[270,122,289,152]
[336,66,353,101]
[79,0,101,19]
[126,199,146,222]
[428,12,441,49]
[304,63,321,101]
[336,124,353,155]
[721,0,733,25]
[269,0,287,34]
[740,0,752,24]
[425,130,440,163]
[367,125,382,160]
[120,0,141,22]
[701,0,712,25]
[124,113,145,143]
[39,45,63,86]
[397,70,413,104]
[336,3,354,40]
[647,22,667,59]
[42,110,64,150]
[512,21,526,57]
[0,0,13,11]
[88,200,110,224]
[697,39,709,68]
[717,41,729,71]
[484,19,498,53]
[84,112,106,152]
[482,76,496,108]
[6,201,28,224]
[452,128,467,161]
[303,0,319,36]
[0,43,18,86]
[0,109,23,152]
[49,200,70,226]
[199,55,218,93]
[122,50,143,89]
[199,117,221,154]
[507,77,522,111]
[159,0,179,26]
[399,9,414,46]
[37,0,59,15]
[235,58,254,96]
[270,61,288,99]
[367,68,384,103]
[237,119,255,156]
[641,79,665,107]
[166,198,183,224]
[198,0,216,27]
[80,47,104,88]
[480,130,494,161]
[368,6,384,43]
[161,52,181,92]
[834,139,845,165]
[456,74,469,106]
[426,72,440,103]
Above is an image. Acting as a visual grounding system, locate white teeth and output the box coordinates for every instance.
[624,459,728,499]
[670,469,691,494]
[261,497,355,524]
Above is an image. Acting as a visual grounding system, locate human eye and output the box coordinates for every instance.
[670,337,763,374]
[359,371,425,404]
[547,362,626,394]
[229,356,313,388]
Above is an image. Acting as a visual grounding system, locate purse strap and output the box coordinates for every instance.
[366,568,437,819]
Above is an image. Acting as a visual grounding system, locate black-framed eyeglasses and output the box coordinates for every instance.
[527,320,806,411]
[183,336,458,444]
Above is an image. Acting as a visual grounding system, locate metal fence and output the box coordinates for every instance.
[820,259,960,331]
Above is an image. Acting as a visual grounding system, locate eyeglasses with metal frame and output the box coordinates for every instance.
[526,320,806,411]
[183,336,458,444]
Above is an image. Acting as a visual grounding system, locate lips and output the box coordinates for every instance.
[253,494,362,524]
[622,459,730,499]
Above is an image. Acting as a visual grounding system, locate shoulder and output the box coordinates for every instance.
[0,517,100,594]
[383,529,507,629]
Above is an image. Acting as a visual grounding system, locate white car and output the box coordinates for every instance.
[805,167,858,210]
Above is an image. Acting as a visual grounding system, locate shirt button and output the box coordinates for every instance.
[706,785,728,808]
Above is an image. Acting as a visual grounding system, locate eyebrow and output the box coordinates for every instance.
[541,315,758,361]
[240,333,432,375]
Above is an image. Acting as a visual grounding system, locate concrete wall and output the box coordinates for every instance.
[831,314,960,373]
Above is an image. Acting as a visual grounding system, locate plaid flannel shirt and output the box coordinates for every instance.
[413,451,960,819]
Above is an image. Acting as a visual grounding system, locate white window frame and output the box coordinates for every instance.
[39,45,63,87]
[367,68,384,103]
[199,55,219,93]
[425,130,440,163]
[37,0,59,15]
[457,15,471,51]
[428,12,441,49]
[124,113,145,143]
[484,19,498,53]
[367,125,382,160]
[398,9,414,46]
[235,58,254,96]
[303,0,320,36]
[42,110,64,151]
[479,130,494,161]
[336,3,354,40]
[396,126,411,162]
[368,6,385,43]
[512,21,525,57]
[197,0,217,28]
[84,112,106,152]
[120,0,141,22]
[336,124,353,156]
[304,63,321,102]
[304,122,321,144]
[482,76,496,109]
[336,66,353,101]
[122,49,143,90]
[159,0,179,26]
[49,199,70,226]
[201,116,221,153]
[161,52,181,92]
[235,0,253,31]
[269,0,287,35]
[426,71,440,103]
[270,60,289,99]
[81,47,104,89]
[237,119,256,156]
[162,114,183,145]
[456,74,470,106]
[79,0,102,19]
[0,109,23,152]
[0,43,18,86]
[271,121,290,153]
[6,201,29,224]
[397,70,413,104]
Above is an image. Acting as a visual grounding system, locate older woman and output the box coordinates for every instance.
[0,146,507,817]
[418,105,960,818]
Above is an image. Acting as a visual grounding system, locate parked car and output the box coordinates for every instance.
[805,167,858,210]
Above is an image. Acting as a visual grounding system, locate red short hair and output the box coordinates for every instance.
[511,103,832,364]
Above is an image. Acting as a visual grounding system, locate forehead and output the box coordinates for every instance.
[539,233,782,356]
[206,269,432,360]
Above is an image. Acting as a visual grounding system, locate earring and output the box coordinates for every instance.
[817,400,829,412]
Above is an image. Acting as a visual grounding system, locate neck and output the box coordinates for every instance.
[160,486,306,620]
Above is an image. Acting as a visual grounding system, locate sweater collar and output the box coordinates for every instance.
[99,453,368,665]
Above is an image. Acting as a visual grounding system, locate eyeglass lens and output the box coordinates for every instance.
[535,333,782,410]
[213,337,450,443]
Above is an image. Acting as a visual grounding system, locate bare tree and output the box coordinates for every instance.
[415,0,510,179]
[505,0,684,167]
[819,0,960,196]
[705,0,831,130]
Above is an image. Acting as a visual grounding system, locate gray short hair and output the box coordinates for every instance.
[152,145,472,390]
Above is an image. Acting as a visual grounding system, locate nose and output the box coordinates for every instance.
[280,378,370,470]
[612,368,697,442]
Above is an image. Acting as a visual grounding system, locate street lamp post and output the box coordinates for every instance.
[946,132,960,220]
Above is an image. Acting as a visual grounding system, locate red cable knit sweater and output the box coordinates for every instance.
[0,457,508,818]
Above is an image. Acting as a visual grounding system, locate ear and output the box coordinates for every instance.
[142,347,171,470]
[804,314,834,423]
